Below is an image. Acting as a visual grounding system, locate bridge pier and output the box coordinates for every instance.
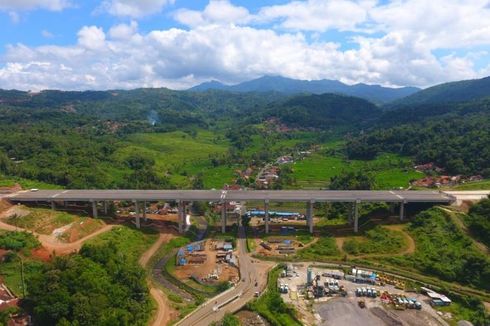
[221,202,227,234]
[92,201,98,218]
[354,200,360,233]
[348,203,354,224]
[307,200,314,234]
[178,201,185,233]
[264,200,269,234]
[51,201,55,210]
[134,201,141,229]
[400,201,406,221]
[143,201,147,222]
[103,201,108,215]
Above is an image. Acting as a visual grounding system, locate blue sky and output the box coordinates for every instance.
[0,0,489,91]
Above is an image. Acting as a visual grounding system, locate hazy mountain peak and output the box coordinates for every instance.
[189,76,420,104]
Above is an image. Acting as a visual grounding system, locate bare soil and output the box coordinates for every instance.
[173,239,239,284]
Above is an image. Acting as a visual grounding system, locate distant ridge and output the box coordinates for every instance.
[390,76,490,107]
[189,75,420,104]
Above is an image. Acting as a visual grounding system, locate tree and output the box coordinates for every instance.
[329,171,376,190]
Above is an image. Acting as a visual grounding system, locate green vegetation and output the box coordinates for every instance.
[435,295,489,326]
[0,175,60,190]
[452,179,490,190]
[212,313,241,326]
[348,99,490,176]
[296,236,340,260]
[386,208,490,291]
[342,226,406,255]
[0,231,44,298]
[291,150,422,190]
[85,225,158,261]
[6,207,105,240]
[0,231,40,252]
[27,241,153,326]
[465,198,490,247]
[115,131,232,188]
[248,265,302,326]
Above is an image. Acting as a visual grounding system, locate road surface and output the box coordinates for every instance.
[176,226,273,326]
[9,189,454,203]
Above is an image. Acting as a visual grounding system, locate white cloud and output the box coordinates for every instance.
[257,0,376,32]
[109,21,138,40]
[77,26,106,50]
[370,0,490,48]
[0,0,71,11]
[1,23,486,92]
[1,1,490,91]
[174,0,250,27]
[97,0,175,18]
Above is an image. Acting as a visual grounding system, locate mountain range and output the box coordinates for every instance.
[189,76,420,104]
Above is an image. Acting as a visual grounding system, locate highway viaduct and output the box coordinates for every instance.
[7,189,454,234]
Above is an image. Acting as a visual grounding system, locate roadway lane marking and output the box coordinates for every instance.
[390,191,404,200]
[220,190,228,201]
[51,190,69,198]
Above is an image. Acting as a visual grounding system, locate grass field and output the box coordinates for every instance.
[0,256,45,297]
[0,175,60,190]
[114,130,233,188]
[451,179,490,190]
[6,207,105,241]
[290,150,423,190]
[342,226,407,255]
[85,225,158,261]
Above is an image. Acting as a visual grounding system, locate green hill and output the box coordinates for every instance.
[392,76,490,107]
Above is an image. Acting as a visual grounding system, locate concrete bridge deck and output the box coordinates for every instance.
[7,189,455,234]
[8,189,454,203]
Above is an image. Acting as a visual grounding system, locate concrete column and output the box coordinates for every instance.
[308,200,314,234]
[354,200,360,233]
[389,202,396,214]
[92,201,98,219]
[103,201,108,215]
[143,201,147,222]
[134,201,141,229]
[264,200,270,234]
[221,202,227,234]
[347,203,353,224]
[182,202,187,231]
[178,201,184,233]
[51,201,55,210]
[400,201,406,221]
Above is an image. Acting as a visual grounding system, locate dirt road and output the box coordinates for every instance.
[0,216,115,255]
[139,233,177,326]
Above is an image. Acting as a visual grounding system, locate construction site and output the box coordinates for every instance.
[173,239,240,285]
[277,265,454,326]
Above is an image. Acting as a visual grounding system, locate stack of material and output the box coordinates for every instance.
[260,242,272,250]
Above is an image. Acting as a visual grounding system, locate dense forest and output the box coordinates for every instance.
[27,241,152,326]
[347,99,490,176]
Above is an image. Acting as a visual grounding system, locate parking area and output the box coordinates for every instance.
[277,265,449,326]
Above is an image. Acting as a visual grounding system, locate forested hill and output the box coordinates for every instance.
[266,93,381,129]
[190,76,420,104]
[0,88,376,189]
[389,75,490,107]
[347,98,490,176]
